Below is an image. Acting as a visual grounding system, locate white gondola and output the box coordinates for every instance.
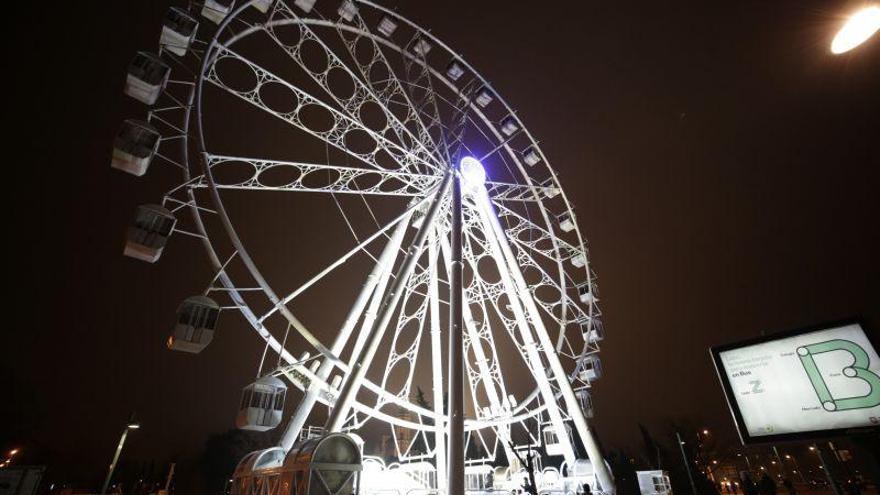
[575,388,594,418]
[124,52,170,106]
[577,281,596,303]
[579,316,604,343]
[167,296,220,353]
[569,249,586,268]
[475,86,494,107]
[230,447,286,495]
[124,204,176,263]
[236,375,287,431]
[541,467,562,491]
[542,423,572,456]
[252,0,275,14]
[202,0,234,25]
[557,211,575,232]
[377,15,397,36]
[541,178,560,199]
[111,119,160,176]
[295,0,317,13]
[464,465,493,491]
[568,458,603,493]
[288,434,361,495]
[412,37,431,57]
[231,434,361,495]
[523,146,541,166]
[637,470,673,495]
[578,355,602,382]
[338,0,358,22]
[500,116,520,137]
[160,7,198,57]
[446,60,465,81]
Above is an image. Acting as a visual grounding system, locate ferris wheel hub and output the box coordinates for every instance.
[459,156,487,189]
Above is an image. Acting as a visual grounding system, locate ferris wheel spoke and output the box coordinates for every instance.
[439,230,519,461]
[493,201,585,264]
[511,245,602,366]
[263,5,445,174]
[378,261,431,408]
[474,187,611,476]
[205,45,430,174]
[330,10,448,169]
[197,154,442,196]
[256,191,435,325]
[464,191,580,464]
[396,32,458,166]
[276,209,412,450]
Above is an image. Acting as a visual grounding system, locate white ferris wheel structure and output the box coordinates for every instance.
[111,0,613,493]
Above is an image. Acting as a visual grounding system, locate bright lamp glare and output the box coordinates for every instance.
[459,156,486,187]
[831,6,880,54]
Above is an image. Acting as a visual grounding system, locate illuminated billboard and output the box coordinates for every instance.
[711,319,880,444]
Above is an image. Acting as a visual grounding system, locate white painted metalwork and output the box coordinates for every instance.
[112,1,612,493]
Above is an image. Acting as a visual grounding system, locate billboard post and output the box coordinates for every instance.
[676,430,698,495]
[814,444,842,495]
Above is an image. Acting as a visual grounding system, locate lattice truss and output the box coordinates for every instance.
[114,0,607,469]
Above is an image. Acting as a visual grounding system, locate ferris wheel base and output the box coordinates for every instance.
[231,440,613,495]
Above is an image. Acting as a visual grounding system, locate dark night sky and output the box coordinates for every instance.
[5,0,879,486]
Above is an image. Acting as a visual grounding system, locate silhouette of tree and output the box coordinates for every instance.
[508,440,538,495]
[202,429,272,494]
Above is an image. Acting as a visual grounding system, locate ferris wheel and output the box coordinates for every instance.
[112,0,612,492]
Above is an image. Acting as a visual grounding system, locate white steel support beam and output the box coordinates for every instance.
[474,189,616,494]
[277,213,411,451]
[465,196,578,466]
[325,172,453,432]
[438,236,517,465]
[427,229,447,490]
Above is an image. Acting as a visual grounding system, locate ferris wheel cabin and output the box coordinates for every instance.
[500,116,520,137]
[579,316,605,343]
[543,423,573,456]
[124,52,170,106]
[231,433,362,495]
[236,375,287,431]
[377,15,398,37]
[124,204,175,263]
[338,1,358,22]
[475,87,494,108]
[160,7,199,57]
[522,146,542,167]
[202,0,234,25]
[295,0,317,13]
[168,296,220,353]
[577,281,596,303]
[252,0,275,14]
[578,354,602,382]
[412,37,432,57]
[576,388,595,418]
[111,119,160,176]
[558,211,576,233]
[446,60,465,81]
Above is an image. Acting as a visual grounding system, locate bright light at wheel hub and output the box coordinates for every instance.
[831,6,880,54]
[459,156,486,188]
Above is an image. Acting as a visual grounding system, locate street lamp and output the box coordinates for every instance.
[831,5,880,54]
[100,415,141,495]
[1,449,20,469]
